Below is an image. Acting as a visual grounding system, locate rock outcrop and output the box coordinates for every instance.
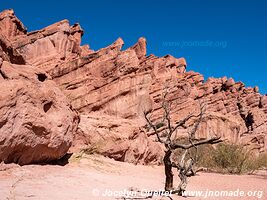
[71,114,163,164]
[0,60,79,165]
[0,9,266,164]
[0,16,79,164]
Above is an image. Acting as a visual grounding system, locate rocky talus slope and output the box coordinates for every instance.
[0,9,266,164]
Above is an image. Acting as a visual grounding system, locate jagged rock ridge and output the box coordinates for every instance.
[0,9,266,164]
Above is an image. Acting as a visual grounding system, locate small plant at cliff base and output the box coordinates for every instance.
[195,143,267,174]
[213,143,250,174]
[144,89,222,196]
[254,153,267,170]
[77,140,106,158]
[193,144,216,169]
[212,144,267,174]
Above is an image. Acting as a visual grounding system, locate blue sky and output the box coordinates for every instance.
[1,0,266,94]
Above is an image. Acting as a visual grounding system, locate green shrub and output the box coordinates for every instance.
[195,144,216,168]
[195,143,267,174]
[244,152,267,173]
[212,144,249,174]
[257,153,267,168]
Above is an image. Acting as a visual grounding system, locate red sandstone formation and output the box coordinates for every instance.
[0,60,79,165]
[0,9,266,164]
[0,10,79,164]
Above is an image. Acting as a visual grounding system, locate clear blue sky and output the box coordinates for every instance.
[1,0,266,94]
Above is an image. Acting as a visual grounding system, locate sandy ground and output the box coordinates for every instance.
[0,154,266,200]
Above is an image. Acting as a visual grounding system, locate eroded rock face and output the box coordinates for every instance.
[0,61,79,165]
[0,9,26,64]
[0,9,26,39]
[0,9,266,164]
[72,114,163,164]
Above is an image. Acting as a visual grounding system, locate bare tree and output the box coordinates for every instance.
[144,89,222,195]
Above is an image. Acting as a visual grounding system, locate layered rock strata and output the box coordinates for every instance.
[0,9,266,164]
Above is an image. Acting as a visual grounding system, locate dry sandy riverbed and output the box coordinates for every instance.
[0,154,266,200]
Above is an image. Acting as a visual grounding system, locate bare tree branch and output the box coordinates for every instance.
[162,101,172,141]
[144,111,166,144]
[144,84,223,195]
[171,137,222,150]
[172,114,197,133]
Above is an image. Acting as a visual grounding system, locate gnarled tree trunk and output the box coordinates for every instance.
[164,149,173,191]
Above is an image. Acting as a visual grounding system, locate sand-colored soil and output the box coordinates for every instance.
[0,154,266,200]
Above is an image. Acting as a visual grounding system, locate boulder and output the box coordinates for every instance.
[0,61,79,165]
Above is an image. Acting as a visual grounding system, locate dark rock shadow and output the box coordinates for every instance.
[47,153,73,166]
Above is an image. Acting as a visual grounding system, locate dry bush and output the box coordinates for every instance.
[196,143,267,174]
[194,144,216,168]
[244,152,267,174]
[80,140,106,155]
[213,143,249,174]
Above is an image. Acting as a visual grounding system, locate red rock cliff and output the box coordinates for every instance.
[0,9,266,164]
